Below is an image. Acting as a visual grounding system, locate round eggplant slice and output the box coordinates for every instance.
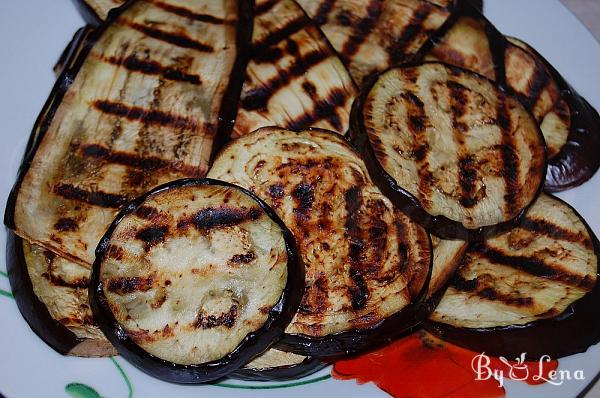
[353,62,547,240]
[505,37,600,192]
[231,349,326,381]
[208,127,433,357]
[425,194,599,359]
[90,179,303,383]
[7,234,116,357]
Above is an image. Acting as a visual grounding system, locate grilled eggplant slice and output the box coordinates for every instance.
[420,1,600,191]
[6,0,251,267]
[505,38,600,192]
[297,0,454,83]
[231,350,326,381]
[234,0,357,138]
[53,26,95,77]
[7,234,115,357]
[426,194,599,359]
[90,178,302,383]
[353,62,546,240]
[209,127,432,357]
[73,0,125,24]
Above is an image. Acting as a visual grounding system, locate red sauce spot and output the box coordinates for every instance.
[332,330,559,397]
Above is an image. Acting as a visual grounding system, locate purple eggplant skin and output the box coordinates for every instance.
[349,61,547,242]
[230,357,327,382]
[6,233,84,355]
[53,26,95,77]
[424,195,600,360]
[514,41,600,192]
[90,178,305,384]
[276,244,433,358]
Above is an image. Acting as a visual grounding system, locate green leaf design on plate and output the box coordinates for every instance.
[0,288,14,299]
[214,374,332,389]
[65,383,102,398]
[110,357,133,398]
[0,269,8,278]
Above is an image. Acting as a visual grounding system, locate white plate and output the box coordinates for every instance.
[0,0,599,397]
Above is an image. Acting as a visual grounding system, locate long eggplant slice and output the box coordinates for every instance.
[53,26,95,77]
[353,62,546,240]
[234,0,357,138]
[73,0,126,24]
[7,234,116,357]
[419,0,600,191]
[297,0,454,84]
[231,350,326,381]
[5,0,251,267]
[90,178,302,383]
[209,127,432,357]
[425,194,599,359]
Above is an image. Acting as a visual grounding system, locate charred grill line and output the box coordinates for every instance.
[136,225,168,251]
[519,217,594,249]
[194,303,239,329]
[388,3,432,65]
[107,276,154,294]
[149,0,230,24]
[123,20,214,53]
[104,55,202,85]
[450,274,534,307]
[345,186,370,311]
[339,0,383,62]
[53,183,129,208]
[252,15,310,54]
[401,91,433,209]
[93,100,199,131]
[448,80,480,208]
[472,243,596,290]
[311,0,336,25]
[229,252,256,264]
[291,183,315,224]
[497,98,520,217]
[513,51,551,111]
[286,87,347,132]
[241,49,330,111]
[177,206,262,231]
[54,218,79,232]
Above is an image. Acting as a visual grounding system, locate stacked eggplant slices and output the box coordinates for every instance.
[4,0,600,384]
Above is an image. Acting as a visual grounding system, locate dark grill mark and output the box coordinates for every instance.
[312,0,336,25]
[286,87,347,132]
[268,184,285,199]
[242,49,329,111]
[519,218,594,249]
[497,100,520,216]
[53,183,128,208]
[345,187,370,310]
[297,273,329,317]
[388,3,432,64]
[447,80,482,208]
[124,21,214,53]
[340,0,383,60]
[93,100,198,131]
[54,218,79,232]
[149,1,229,24]
[253,15,310,54]
[178,207,262,231]
[451,274,534,307]
[107,276,154,294]
[136,226,168,251]
[104,55,202,85]
[194,304,238,329]
[229,252,256,264]
[516,53,551,110]
[41,263,89,289]
[106,245,125,261]
[253,46,283,63]
[400,91,432,208]
[473,244,596,290]
[292,183,315,224]
[136,206,159,220]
